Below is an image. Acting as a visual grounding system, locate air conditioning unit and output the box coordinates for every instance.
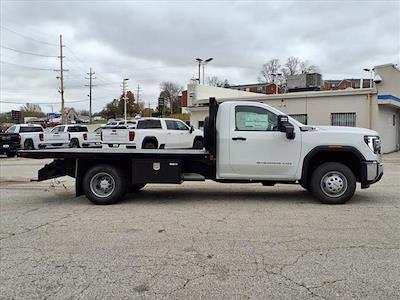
[287,73,322,92]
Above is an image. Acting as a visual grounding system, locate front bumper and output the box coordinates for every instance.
[360,160,383,189]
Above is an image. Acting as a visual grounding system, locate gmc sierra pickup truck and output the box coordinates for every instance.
[49,124,101,148]
[18,98,383,205]
[2,124,70,151]
[102,118,204,149]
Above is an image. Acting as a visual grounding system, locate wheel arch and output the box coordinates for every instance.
[301,146,365,186]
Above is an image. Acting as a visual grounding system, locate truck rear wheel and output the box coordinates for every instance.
[83,165,127,205]
[310,162,356,204]
[143,142,156,149]
[70,139,80,148]
[24,140,34,150]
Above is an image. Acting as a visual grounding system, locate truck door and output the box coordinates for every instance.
[229,104,301,179]
[49,126,65,144]
[165,120,192,148]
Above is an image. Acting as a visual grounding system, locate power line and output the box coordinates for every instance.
[0,25,58,47]
[0,45,58,58]
[0,60,56,71]
[0,99,90,105]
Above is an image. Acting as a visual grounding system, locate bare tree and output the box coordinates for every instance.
[283,56,301,76]
[20,103,45,117]
[258,58,281,83]
[160,81,183,114]
[300,60,319,73]
[207,76,230,87]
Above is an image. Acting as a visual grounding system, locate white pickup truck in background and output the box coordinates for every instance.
[3,124,70,150]
[50,124,101,148]
[101,118,204,149]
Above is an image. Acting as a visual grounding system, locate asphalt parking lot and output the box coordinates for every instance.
[1,153,399,299]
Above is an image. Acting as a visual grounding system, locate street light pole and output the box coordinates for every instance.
[195,58,202,83]
[202,58,213,84]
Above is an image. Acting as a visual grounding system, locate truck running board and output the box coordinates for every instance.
[183,173,205,181]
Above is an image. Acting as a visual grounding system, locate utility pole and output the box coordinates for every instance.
[85,68,96,123]
[122,78,129,122]
[59,34,65,124]
[136,84,142,104]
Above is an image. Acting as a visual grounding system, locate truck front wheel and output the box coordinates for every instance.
[83,165,127,205]
[310,162,356,204]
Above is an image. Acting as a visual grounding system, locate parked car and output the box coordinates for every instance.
[50,124,101,148]
[1,124,70,151]
[101,118,204,149]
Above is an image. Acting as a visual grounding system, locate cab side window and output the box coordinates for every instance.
[235,106,278,131]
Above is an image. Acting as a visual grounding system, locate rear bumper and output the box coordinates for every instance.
[82,142,102,148]
[0,143,20,153]
[360,160,383,189]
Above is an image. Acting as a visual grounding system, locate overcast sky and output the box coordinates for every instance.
[1,0,399,113]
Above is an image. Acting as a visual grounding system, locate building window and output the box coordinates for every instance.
[198,120,204,130]
[290,114,308,125]
[331,113,356,127]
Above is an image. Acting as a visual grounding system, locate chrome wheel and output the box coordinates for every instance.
[90,172,115,198]
[320,171,348,198]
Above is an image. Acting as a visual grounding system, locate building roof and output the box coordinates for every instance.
[191,87,377,106]
[229,82,275,88]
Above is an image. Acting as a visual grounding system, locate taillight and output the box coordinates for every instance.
[83,133,87,140]
[39,133,44,141]
[129,131,135,141]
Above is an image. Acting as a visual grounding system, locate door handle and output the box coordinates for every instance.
[232,137,246,141]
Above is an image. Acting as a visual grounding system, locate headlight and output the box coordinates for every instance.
[364,136,381,154]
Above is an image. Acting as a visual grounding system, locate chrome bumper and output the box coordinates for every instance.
[361,161,383,189]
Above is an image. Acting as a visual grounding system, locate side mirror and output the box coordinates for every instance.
[189,125,194,133]
[277,115,295,140]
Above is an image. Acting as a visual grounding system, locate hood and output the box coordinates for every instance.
[315,126,379,136]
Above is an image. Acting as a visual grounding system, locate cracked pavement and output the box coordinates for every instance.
[0,153,399,299]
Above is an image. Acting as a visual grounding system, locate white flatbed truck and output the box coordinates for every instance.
[18,98,383,205]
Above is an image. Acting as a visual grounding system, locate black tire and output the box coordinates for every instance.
[193,138,204,149]
[24,140,34,150]
[310,162,356,204]
[83,164,127,205]
[143,142,156,149]
[298,180,310,191]
[70,139,80,148]
[128,184,146,192]
[6,152,16,158]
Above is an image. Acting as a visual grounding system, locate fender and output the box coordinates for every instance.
[301,145,366,184]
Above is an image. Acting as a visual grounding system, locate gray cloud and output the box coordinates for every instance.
[1,0,399,113]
